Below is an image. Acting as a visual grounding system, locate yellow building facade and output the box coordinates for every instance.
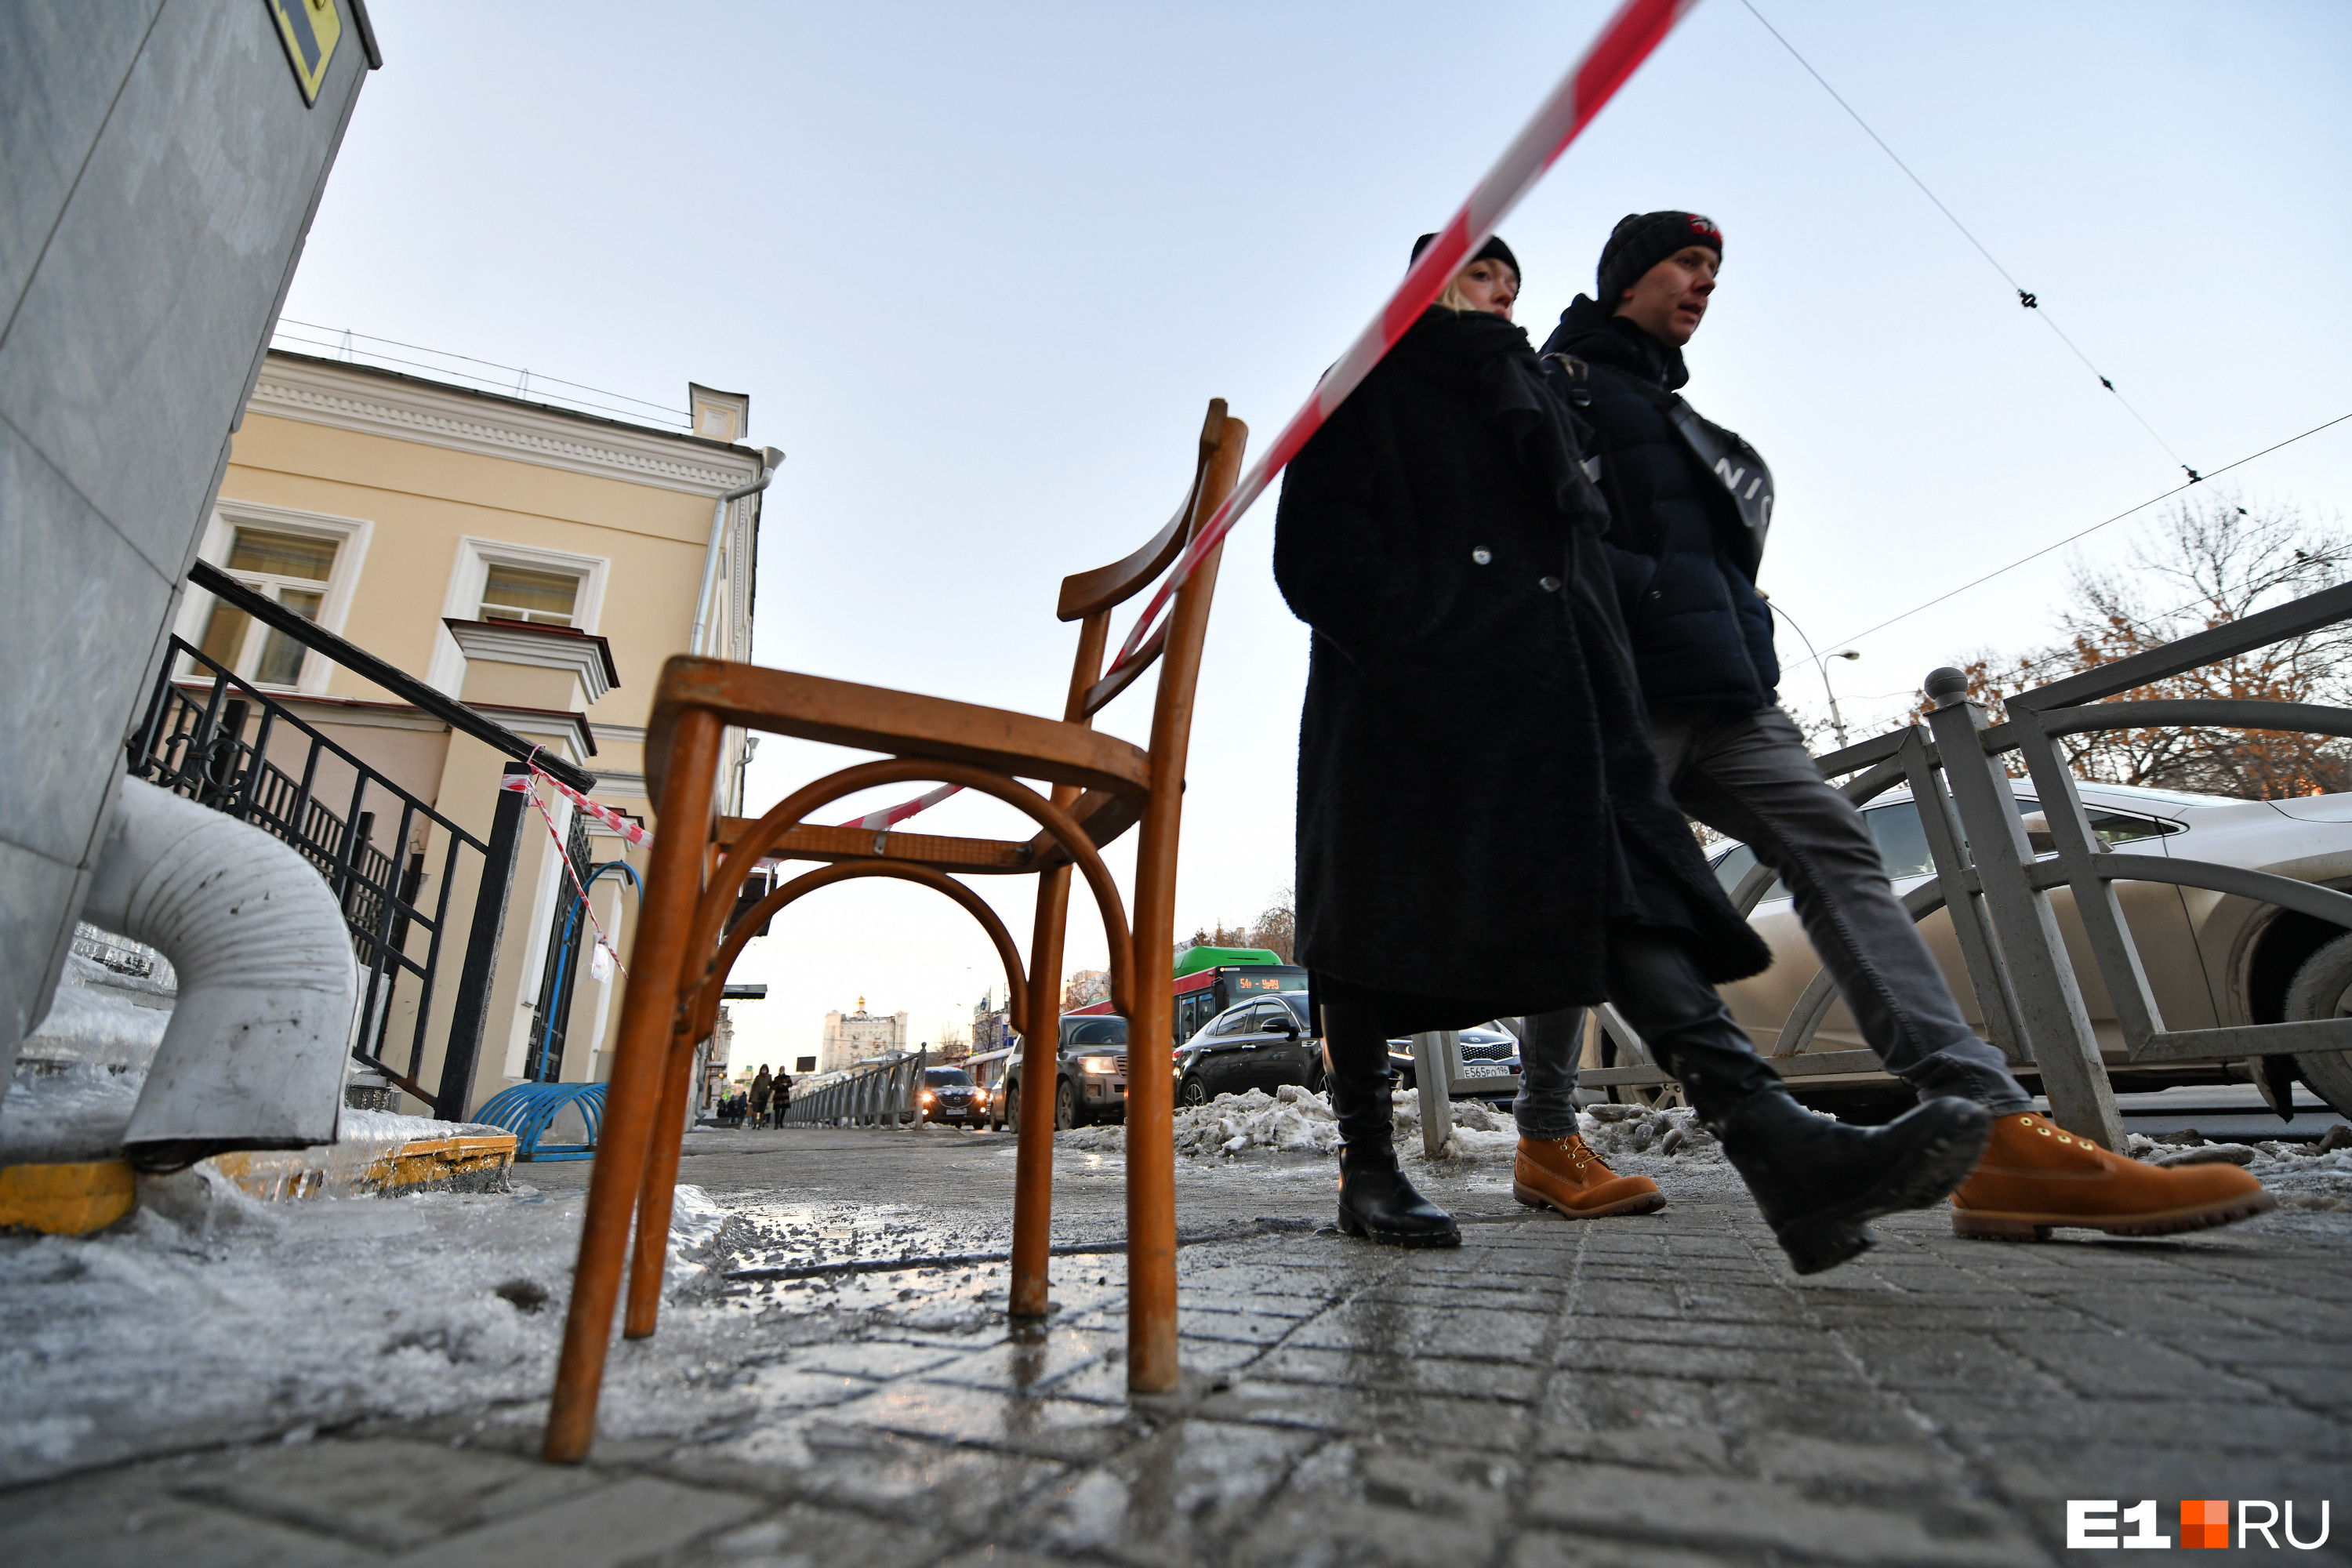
[186,350,770,1118]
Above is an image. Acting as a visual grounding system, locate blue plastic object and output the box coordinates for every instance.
[473,1082,608,1161]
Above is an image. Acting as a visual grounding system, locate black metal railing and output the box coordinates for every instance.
[126,632,527,1119]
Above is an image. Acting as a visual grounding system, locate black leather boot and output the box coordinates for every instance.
[1697,1076,1991,1274]
[1605,926,1991,1275]
[1320,996,1461,1247]
[1335,1135,1461,1247]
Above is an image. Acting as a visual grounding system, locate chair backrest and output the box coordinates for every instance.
[1051,400,1246,763]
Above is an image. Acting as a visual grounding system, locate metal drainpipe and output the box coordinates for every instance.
[690,445,783,658]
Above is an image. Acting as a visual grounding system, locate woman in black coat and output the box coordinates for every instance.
[1275,239,1989,1272]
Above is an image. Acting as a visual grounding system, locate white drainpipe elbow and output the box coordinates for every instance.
[83,778,359,1171]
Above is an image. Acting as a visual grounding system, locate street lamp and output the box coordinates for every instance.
[1762,597,1862,749]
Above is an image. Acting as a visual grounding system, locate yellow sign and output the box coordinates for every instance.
[267,0,343,106]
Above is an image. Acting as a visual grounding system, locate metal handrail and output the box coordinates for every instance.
[187,559,597,793]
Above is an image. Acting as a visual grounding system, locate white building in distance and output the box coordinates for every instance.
[820,1000,908,1073]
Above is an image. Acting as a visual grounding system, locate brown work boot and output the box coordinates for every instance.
[1951,1112,2274,1240]
[1513,1134,1666,1220]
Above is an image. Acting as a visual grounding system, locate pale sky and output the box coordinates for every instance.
[282,2,2352,1068]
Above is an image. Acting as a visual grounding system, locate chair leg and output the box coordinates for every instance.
[1125,811,1182,1394]
[545,709,722,1464]
[623,1025,699,1338]
[1011,863,1072,1316]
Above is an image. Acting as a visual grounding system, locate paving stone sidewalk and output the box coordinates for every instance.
[3,1133,2347,1567]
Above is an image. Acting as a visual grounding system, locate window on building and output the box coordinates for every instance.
[197,527,341,687]
[480,564,581,626]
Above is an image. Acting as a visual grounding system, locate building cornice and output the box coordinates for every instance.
[445,618,619,702]
[250,352,764,498]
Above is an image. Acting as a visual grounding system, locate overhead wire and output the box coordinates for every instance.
[1738,0,2200,483]
[1802,411,2351,663]
[274,318,692,427]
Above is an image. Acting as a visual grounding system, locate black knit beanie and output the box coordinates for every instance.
[1411,230,1520,282]
[1595,211,1722,306]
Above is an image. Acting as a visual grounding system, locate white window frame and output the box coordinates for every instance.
[426,537,609,698]
[179,502,375,695]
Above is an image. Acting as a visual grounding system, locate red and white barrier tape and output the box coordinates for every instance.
[841,781,963,831]
[501,765,629,975]
[483,4,1689,856]
[1104,0,1697,681]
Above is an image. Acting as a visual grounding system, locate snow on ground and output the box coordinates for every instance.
[1056,1087,1728,1179]
[0,1172,914,1486]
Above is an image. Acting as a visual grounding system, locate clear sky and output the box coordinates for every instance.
[284,2,2352,1068]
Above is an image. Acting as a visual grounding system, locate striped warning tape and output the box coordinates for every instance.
[1104,0,1697,680]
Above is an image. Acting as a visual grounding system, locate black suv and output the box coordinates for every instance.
[918,1065,983,1127]
[996,1014,1129,1131]
[1175,994,1323,1108]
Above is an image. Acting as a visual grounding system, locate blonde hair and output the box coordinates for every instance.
[1436,260,1518,314]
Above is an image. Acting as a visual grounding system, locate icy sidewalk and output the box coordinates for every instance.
[5,1123,2350,1568]
[0,1177,753,1486]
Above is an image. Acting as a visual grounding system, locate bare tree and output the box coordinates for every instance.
[1246,888,1296,964]
[1062,969,1109,1010]
[1919,496,2352,799]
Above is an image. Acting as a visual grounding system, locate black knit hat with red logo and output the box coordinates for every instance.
[1595,210,1722,305]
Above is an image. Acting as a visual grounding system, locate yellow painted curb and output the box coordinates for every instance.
[0,1160,137,1236]
[372,1133,518,1193]
[209,1131,517,1202]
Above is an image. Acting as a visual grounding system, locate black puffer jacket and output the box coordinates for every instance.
[1539,295,1778,710]
[1274,309,1772,1017]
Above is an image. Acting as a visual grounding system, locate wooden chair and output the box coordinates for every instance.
[543,401,1249,1461]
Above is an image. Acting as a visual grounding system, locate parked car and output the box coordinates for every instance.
[1688,779,2352,1116]
[1176,994,1325,1107]
[1385,1021,1523,1108]
[916,1065,985,1128]
[998,1015,1131,1131]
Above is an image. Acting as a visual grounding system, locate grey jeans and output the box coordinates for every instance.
[1516,704,2033,1139]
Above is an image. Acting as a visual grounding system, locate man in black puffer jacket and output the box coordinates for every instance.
[1514,213,2274,1246]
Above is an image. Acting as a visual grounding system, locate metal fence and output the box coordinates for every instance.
[1584,581,2352,1146]
[125,636,521,1116]
[779,1048,930,1127]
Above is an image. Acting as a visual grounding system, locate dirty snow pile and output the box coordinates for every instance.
[1174,1084,1344,1158]
[1390,1092,1519,1163]
[1577,1102,1722,1162]
[2122,1128,2352,1214]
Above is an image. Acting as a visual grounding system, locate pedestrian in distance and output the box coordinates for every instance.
[775,1070,793,1120]
[749,1064,773,1130]
[1272,233,1993,1274]
[1518,210,2271,1243]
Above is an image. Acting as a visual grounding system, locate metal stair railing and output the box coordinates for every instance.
[125,626,529,1120]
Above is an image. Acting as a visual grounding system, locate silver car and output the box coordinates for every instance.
[1693,779,2352,1117]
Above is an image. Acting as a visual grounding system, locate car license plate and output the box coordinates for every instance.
[1457,1062,1508,1080]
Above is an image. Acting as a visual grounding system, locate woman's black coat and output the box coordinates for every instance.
[1274,310,1770,1020]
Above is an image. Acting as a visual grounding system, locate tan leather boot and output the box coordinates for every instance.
[1951,1112,2274,1240]
[1513,1134,1666,1220]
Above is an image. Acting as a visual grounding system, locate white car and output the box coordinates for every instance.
[1697,780,2352,1118]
